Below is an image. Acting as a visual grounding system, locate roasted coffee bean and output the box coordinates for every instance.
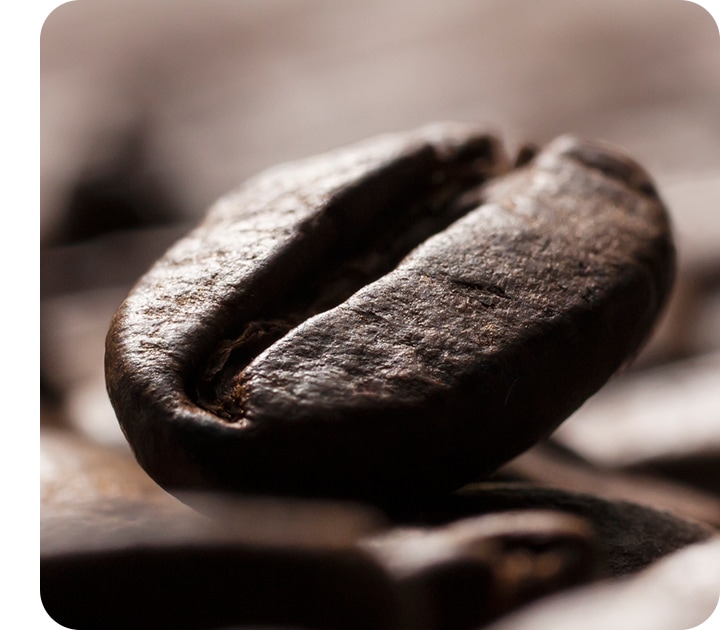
[40,427,178,508]
[41,496,398,630]
[404,483,714,578]
[105,123,674,500]
[483,537,720,630]
[363,510,597,630]
[498,440,720,528]
[552,350,720,495]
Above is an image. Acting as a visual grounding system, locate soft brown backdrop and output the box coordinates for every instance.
[41,0,720,446]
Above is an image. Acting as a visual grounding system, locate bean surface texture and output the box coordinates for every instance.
[105,124,674,500]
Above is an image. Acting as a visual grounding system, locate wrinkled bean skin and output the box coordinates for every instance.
[105,123,674,501]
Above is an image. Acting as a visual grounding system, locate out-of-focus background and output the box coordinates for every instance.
[41,0,720,445]
[40,1,720,626]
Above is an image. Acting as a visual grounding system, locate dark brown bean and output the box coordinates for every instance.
[363,510,597,629]
[483,537,720,630]
[498,440,720,528]
[400,483,714,578]
[41,496,398,630]
[105,124,674,501]
[41,431,712,630]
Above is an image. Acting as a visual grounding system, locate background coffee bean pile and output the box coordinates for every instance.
[40,1,720,628]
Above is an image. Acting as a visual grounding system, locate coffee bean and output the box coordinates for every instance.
[498,440,720,528]
[105,124,674,500]
[407,483,714,578]
[482,537,720,630]
[363,510,597,629]
[41,495,398,630]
